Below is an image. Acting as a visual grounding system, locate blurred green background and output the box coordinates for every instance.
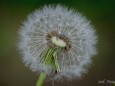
[0,0,115,86]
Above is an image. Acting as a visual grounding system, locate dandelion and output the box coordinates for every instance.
[18,5,97,86]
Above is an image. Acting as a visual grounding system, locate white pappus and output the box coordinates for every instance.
[18,5,97,80]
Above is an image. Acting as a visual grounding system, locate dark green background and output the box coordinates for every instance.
[0,0,115,86]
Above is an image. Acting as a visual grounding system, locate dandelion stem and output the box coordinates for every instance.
[36,47,61,86]
[36,72,46,86]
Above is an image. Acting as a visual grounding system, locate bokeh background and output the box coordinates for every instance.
[0,0,115,86]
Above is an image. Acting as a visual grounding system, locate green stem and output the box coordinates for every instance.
[36,48,61,86]
[36,73,46,86]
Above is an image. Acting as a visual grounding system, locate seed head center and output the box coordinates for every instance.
[51,36,66,47]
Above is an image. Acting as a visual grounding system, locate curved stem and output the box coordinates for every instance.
[36,47,61,86]
[36,73,46,86]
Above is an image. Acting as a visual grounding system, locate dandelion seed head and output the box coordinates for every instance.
[18,5,97,80]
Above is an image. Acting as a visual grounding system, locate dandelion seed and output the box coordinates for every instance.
[18,4,97,86]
